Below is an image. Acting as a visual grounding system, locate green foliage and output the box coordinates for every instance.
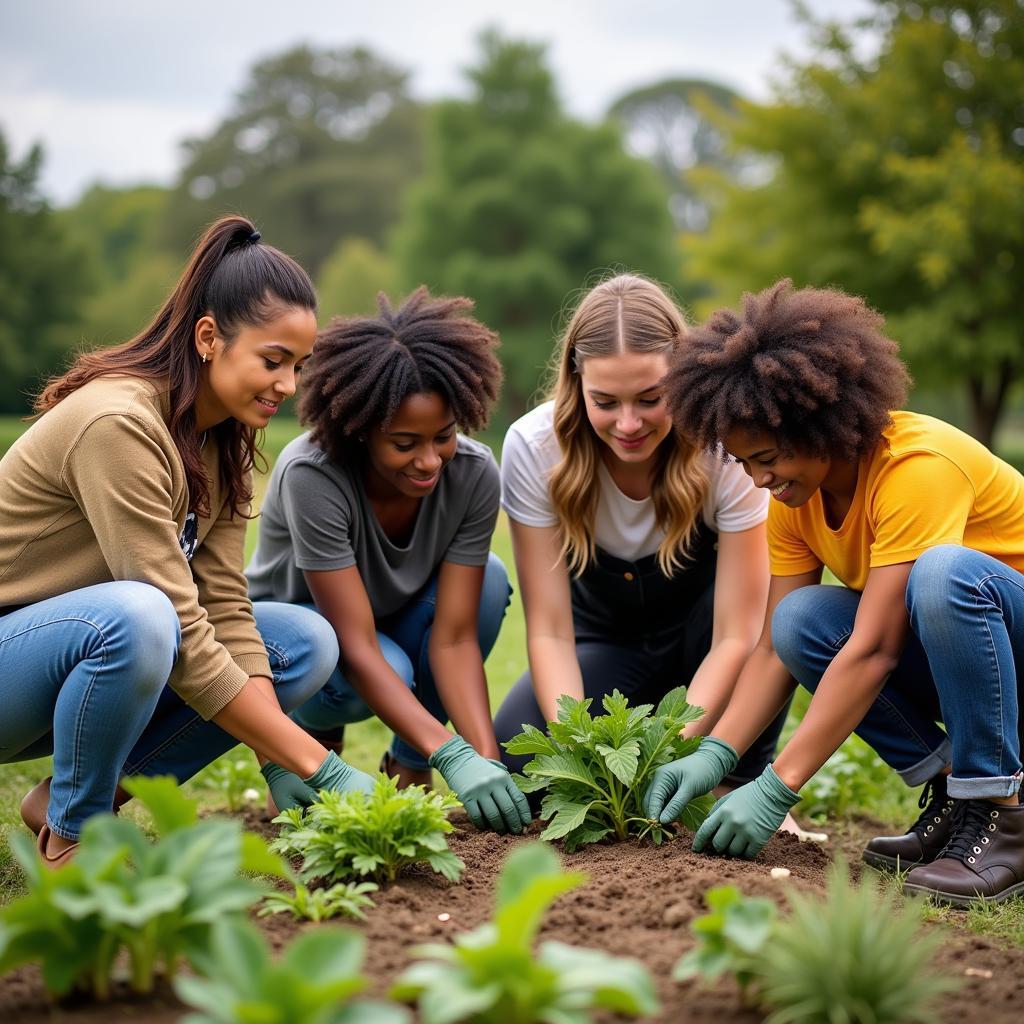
[272,773,464,884]
[673,885,776,997]
[505,687,714,851]
[753,859,956,1024]
[193,749,265,812]
[0,132,93,414]
[164,44,423,278]
[0,777,288,998]
[798,737,899,822]
[391,841,659,1024]
[677,860,955,1023]
[176,916,408,1024]
[259,881,378,923]
[316,236,395,318]
[394,29,679,412]
[688,0,1024,445]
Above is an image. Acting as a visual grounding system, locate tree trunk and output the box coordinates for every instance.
[966,357,1015,451]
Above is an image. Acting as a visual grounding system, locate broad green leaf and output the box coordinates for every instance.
[510,771,549,793]
[677,793,716,832]
[541,801,595,841]
[425,851,465,883]
[523,750,599,790]
[206,917,267,994]
[97,877,189,926]
[654,685,694,723]
[335,1001,411,1024]
[121,775,198,835]
[672,944,734,981]
[541,941,660,1016]
[595,740,640,787]
[494,842,562,908]
[503,724,560,757]
[722,898,776,954]
[283,927,366,986]
[239,831,291,880]
[494,870,586,947]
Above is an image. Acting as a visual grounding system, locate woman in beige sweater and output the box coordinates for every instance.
[0,216,373,866]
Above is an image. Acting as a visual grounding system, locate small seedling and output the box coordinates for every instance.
[258,881,378,922]
[0,777,288,999]
[272,773,464,884]
[673,885,776,999]
[193,749,264,811]
[505,687,714,851]
[176,916,408,1024]
[391,841,659,1024]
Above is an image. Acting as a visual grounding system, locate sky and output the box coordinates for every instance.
[0,0,872,205]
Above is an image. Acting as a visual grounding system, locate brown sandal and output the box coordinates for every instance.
[36,824,78,869]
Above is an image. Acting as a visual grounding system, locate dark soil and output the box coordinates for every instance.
[3,810,1022,1022]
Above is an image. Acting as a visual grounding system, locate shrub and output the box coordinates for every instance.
[392,841,659,1024]
[504,687,714,851]
[272,774,464,884]
[0,777,288,998]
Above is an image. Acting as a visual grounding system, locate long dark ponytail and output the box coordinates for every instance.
[36,216,316,517]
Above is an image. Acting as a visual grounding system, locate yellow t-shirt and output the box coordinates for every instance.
[768,411,1024,591]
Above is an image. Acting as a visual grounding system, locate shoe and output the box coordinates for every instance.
[20,776,52,837]
[903,799,1024,907]
[863,773,956,872]
[22,777,130,836]
[36,824,78,870]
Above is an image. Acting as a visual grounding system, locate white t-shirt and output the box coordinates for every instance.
[501,402,767,561]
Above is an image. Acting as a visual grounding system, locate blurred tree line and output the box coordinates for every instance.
[2,3,1021,445]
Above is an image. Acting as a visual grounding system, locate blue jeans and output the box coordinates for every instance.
[290,552,512,771]
[0,582,338,840]
[772,545,1024,800]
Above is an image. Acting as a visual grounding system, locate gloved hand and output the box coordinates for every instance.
[428,735,532,834]
[643,737,740,824]
[692,764,801,860]
[304,750,377,798]
[261,761,316,812]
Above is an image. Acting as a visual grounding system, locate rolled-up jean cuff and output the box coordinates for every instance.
[897,738,953,787]
[947,769,1023,800]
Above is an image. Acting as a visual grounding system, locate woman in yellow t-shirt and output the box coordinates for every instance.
[642,279,1024,907]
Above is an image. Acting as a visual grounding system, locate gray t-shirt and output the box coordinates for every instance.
[246,432,500,617]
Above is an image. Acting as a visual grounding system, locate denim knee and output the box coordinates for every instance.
[905,544,969,626]
[303,611,341,693]
[770,587,823,675]
[115,582,180,699]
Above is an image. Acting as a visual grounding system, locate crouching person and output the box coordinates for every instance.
[645,279,1024,906]
[245,288,531,835]
[0,217,375,867]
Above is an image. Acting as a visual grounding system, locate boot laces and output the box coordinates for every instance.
[940,800,995,864]
[908,777,954,838]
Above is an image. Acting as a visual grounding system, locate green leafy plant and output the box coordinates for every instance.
[504,687,714,851]
[259,881,378,923]
[673,885,776,999]
[753,859,957,1024]
[391,841,659,1024]
[176,916,408,1024]
[0,777,288,998]
[193,748,264,811]
[272,773,464,884]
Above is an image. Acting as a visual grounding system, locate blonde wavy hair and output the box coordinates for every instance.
[548,274,708,577]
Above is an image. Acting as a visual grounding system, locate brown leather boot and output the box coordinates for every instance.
[903,799,1024,907]
[863,773,957,871]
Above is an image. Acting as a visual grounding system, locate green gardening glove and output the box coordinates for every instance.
[261,761,316,812]
[642,737,740,824]
[692,764,801,860]
[304,750,376,798]
[428,735,532,835]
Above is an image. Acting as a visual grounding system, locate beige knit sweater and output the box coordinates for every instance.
[0,376,272,719]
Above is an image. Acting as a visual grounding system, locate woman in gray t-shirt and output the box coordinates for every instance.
[246,288,530,835]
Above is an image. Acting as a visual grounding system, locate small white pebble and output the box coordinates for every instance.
[437,913,451,922]
[770,867,791,880]
[242,788,260,802]
[965,967,993,979]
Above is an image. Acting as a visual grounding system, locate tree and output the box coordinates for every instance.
[607,77,745,231]
[316,237,395,320]
[688,0,1024,446]
[394,31,680,413]
[164,45,424,278]
[0,134,92,413]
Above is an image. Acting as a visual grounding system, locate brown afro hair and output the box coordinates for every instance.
[665,279,911,460]
[299,287,502,463]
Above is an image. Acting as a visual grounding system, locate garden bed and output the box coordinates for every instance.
[2,810,1023,1023]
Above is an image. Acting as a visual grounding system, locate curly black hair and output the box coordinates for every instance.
[299,287,503,462]
[665,279,911,460]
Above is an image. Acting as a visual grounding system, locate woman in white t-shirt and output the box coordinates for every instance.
[494,274,789,796]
